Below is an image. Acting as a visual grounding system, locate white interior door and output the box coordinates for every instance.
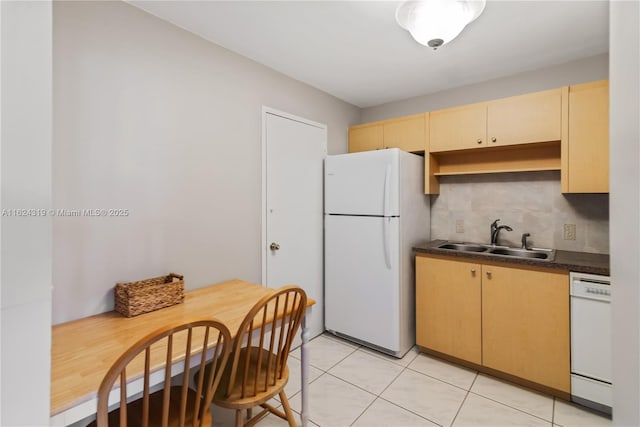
[262,108,326,339]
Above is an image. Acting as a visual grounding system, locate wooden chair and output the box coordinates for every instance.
[208,286,307,427]
[94,319,232,427]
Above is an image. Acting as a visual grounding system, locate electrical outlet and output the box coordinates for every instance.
[456,219,464,233]
[563,224,576,240]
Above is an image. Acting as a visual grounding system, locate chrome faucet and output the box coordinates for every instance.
[490,219,513,246]
[521,233,531,250]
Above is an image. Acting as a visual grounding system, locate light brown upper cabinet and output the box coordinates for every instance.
[348,123,383,153]
[488,88,563,148]
[429,103,487,151]
[348,114,427,153]
[383,114,427,152]
[350,80,608,195]
[562,80,609,193]
[430,88,563,153]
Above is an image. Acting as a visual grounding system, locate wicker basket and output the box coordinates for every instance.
[114,273,185,317]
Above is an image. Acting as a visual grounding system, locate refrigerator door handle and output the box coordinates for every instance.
[383,164,391,217]
[383,217,392,269]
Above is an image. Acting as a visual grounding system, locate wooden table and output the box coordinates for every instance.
[50,279,315,426]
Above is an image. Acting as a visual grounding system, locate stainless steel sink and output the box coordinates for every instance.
[437,243,488,252]
[488,247,554,260]
[436,242,555,262]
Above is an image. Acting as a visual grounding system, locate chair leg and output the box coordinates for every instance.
[235,409,244,427]
[247,408,252,419]
[200,408,213,427]
[279,391,297,427]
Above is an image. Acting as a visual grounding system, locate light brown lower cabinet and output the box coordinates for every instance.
[416,255,482,364]
[416,255,570,393]
[482,264,570,392]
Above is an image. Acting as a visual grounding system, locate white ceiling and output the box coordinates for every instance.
[129,0,609,108]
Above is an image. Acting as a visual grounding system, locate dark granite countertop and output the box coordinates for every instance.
[414,239,610,276]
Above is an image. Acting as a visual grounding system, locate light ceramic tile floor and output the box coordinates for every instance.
[211,333,612,427]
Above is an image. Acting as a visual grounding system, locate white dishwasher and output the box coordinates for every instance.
[570,272,612,415]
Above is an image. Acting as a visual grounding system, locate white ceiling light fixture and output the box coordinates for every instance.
[396,0,486,49]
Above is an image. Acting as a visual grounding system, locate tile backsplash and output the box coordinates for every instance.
[430,171,609,254]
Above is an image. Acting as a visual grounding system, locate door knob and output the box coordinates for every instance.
[491,137,497,143]
[270,242,280,251]
[486,271,492,278]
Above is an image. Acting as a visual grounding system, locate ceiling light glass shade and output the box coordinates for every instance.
[396,0,486,49]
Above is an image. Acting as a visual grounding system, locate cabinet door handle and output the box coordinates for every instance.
[476,139,482,144]
[486,271,492,278]
[491,137,497,143]
[471,269,476,275]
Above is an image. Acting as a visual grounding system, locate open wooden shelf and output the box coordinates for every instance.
[434,167,560,176]
[431,141,561,176]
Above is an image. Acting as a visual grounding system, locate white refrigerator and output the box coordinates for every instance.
[324,148,430,357]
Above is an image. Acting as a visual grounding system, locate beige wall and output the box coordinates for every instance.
[610,1,640,425]
[1,1,53,424]
[361,54,608,123]
[52,1,360,324]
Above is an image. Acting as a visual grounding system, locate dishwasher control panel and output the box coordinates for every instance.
[584,286,610,297]
[570,273,611,301]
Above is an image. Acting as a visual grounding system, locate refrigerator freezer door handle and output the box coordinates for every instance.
[383,217,392,269]
[383,164,391,217]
